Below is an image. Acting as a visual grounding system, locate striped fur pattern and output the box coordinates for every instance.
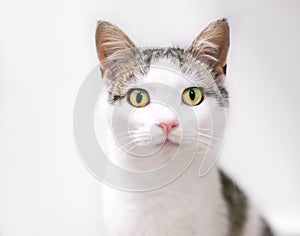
[104,47,229,107]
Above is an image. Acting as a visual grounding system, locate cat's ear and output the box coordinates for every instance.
[96,21,136,78]
[185,18,229,84]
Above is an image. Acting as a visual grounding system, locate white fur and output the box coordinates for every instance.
[95,63,230,235]
[100,165,229,236]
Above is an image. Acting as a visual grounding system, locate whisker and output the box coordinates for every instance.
[119,135,151,146]
[127,144,137,152]
[130,133,151,139]
[115,130,148,137]
[185,138,209,147]
[183,137,213,149]
[182,131,217,141]
[119,140,137,149]
[197,127,211,131]
[189,141,209,149]
[184,136,211,143]
[117,134,151,142]
[197,133,217,140]
[185,143,198,152]
[132,137,151,143]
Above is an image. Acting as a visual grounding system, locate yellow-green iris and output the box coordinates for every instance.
[182,87,203,106]
[127,89,150,108]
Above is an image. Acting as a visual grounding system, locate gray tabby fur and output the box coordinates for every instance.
[103,47,228,107]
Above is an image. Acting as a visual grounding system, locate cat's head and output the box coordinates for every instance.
[95,19,229,170]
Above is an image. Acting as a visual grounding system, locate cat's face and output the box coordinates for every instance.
[95,19,229,170]
[110,64,214,150]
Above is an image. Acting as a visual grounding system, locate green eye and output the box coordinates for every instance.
[127,89,150,108]
[182,87,204,106]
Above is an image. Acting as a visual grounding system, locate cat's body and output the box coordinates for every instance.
[95,19,273,236]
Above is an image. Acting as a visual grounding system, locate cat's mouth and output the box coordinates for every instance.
[163,138,180,146]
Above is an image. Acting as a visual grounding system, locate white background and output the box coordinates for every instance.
[0,0,299,235]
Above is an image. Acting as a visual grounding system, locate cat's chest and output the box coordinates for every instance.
[100,168,228,236]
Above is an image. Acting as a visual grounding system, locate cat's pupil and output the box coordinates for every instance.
[136,92,142,103]
[189,90,196,101]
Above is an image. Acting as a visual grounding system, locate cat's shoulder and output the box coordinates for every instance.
[219,170,273,236]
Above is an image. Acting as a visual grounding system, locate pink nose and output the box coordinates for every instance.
[157,121,179,135]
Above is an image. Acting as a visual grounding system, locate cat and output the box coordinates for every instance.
[94,18,273,236]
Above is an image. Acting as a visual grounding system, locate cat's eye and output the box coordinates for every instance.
[182,87,204,106]
[127,89,150,108]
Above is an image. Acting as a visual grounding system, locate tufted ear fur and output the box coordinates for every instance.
[95,21,137,79]
[185,18,230,84]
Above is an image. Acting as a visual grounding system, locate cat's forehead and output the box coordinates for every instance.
[106,48,228,106]
[136,65,195,90]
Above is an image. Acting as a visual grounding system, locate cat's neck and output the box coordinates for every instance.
[100,156,229,235]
